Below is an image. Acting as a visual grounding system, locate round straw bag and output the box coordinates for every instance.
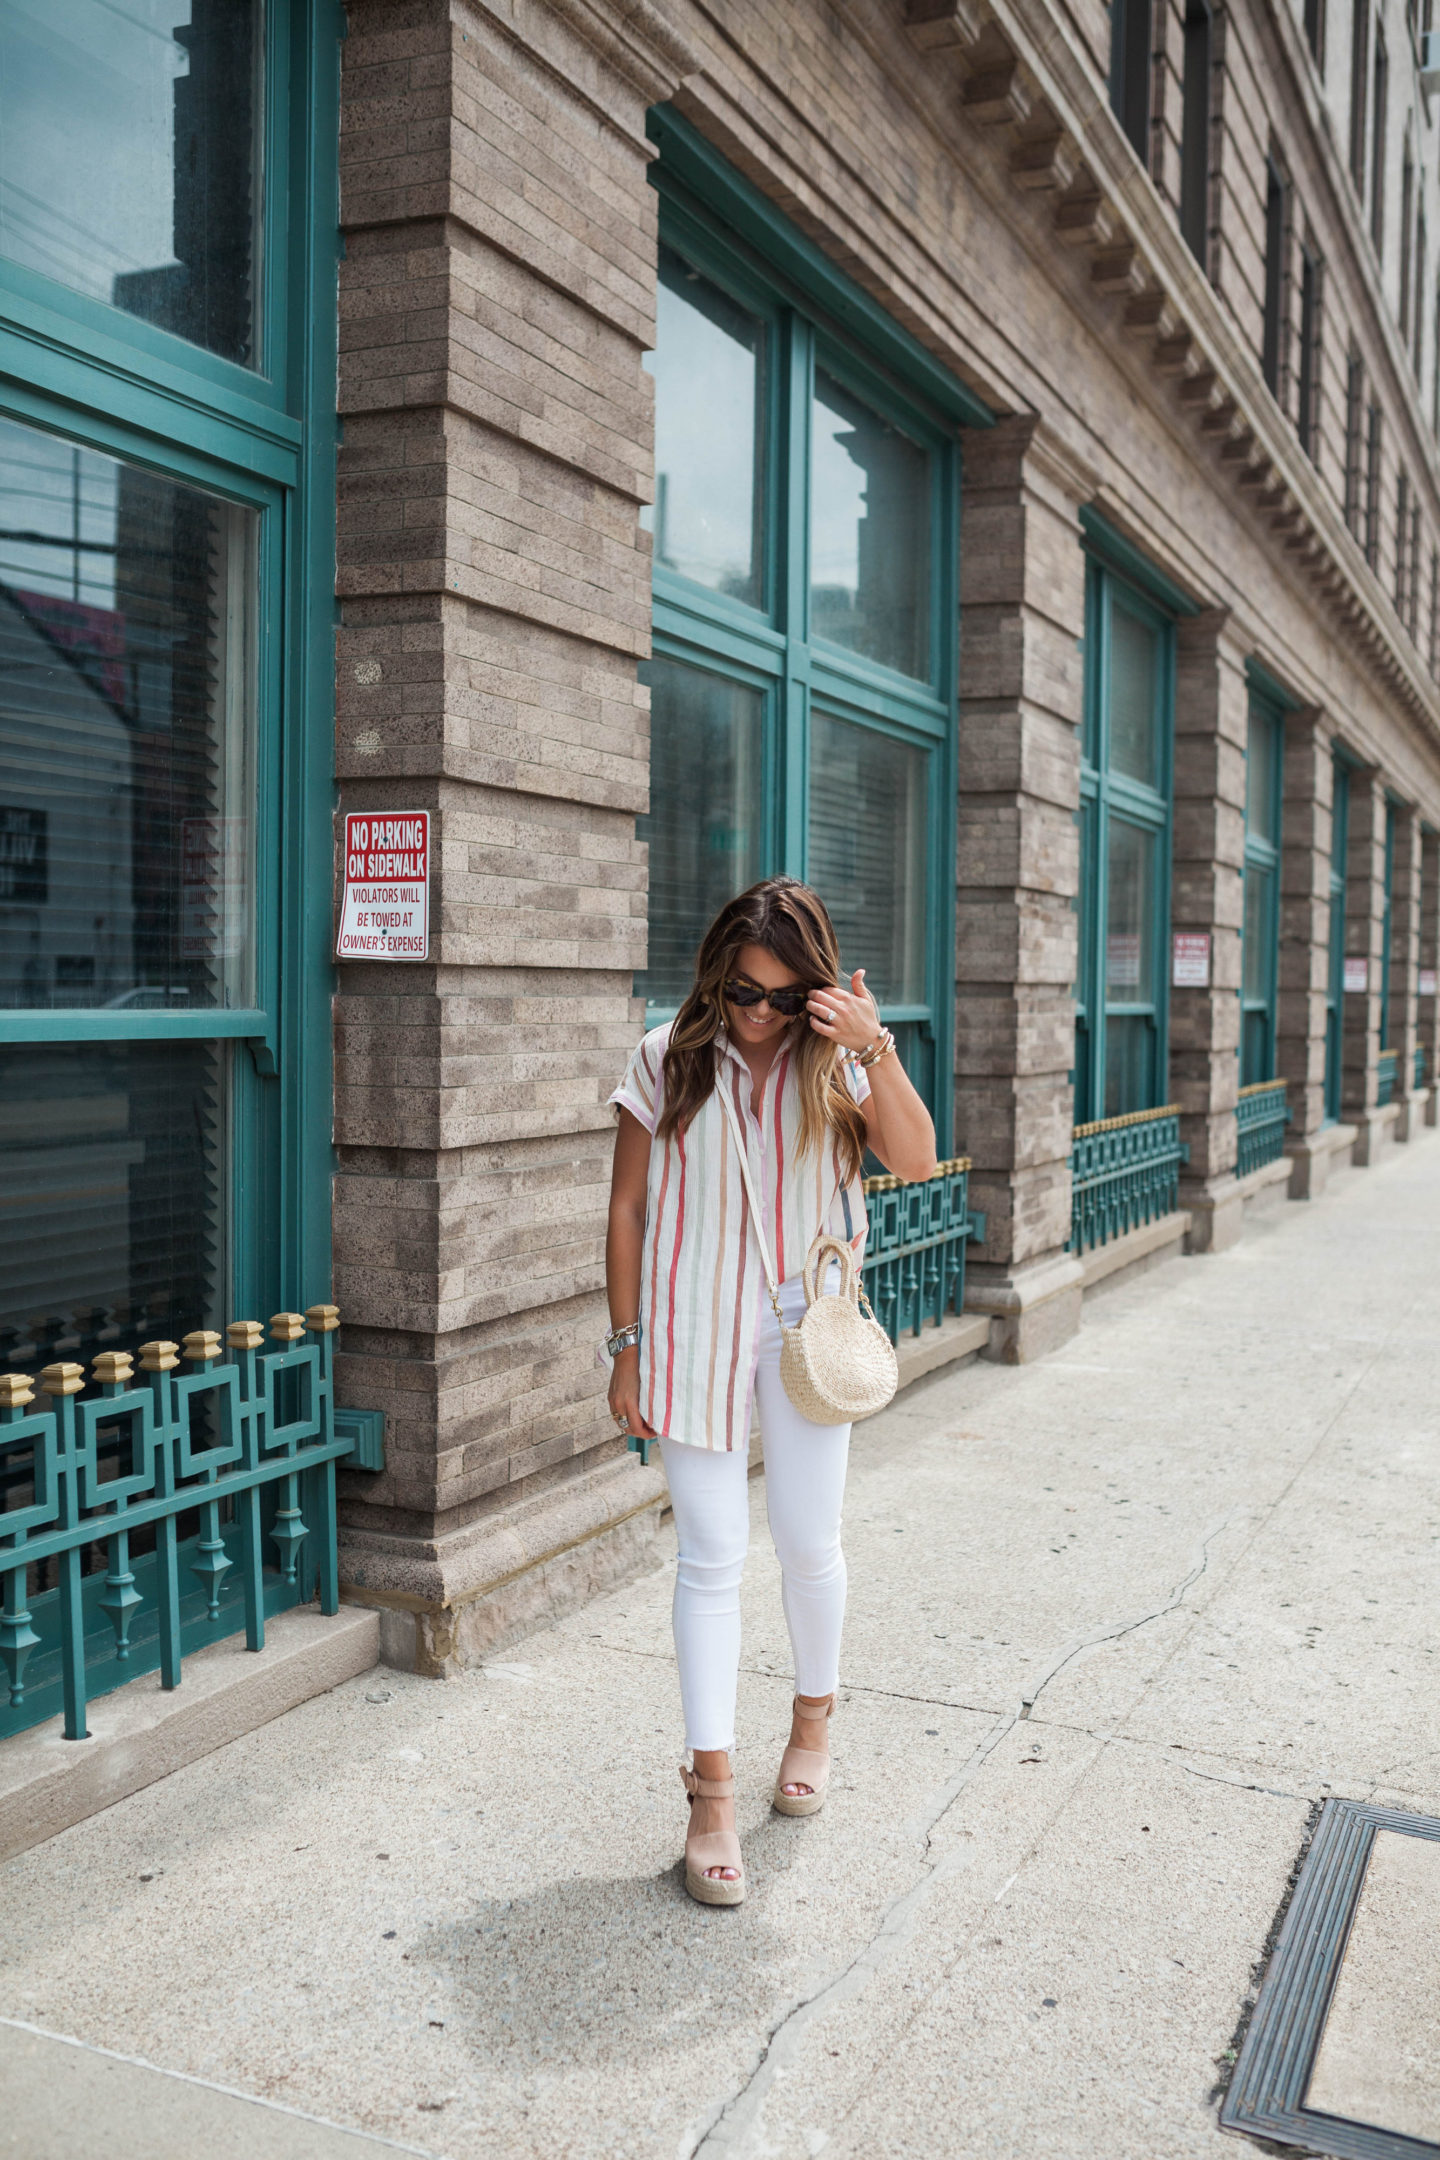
[715,1080,898,1425]
[779,1233,899,1424]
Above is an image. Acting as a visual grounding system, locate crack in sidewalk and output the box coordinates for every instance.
[683,1515,1234,2158]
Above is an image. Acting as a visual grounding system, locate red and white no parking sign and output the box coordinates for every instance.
[336,812,429,960]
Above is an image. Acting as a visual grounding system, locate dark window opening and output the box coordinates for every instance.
[1396,470,1410,614]
[1371,29,1388,257]
[1111,0,1154,165]
[1180,0,1212,261]
[1305,0,1325,65]
[1350,0,1369,192]
[1415,212,1427,378]
[1298,243,1322,459]
[1345,349,1365,530]
[1399,146,1414,334]
[1365,401,1383,569]
[1262,158,1289,397]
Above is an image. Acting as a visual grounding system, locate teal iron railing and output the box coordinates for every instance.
[1416,1045,1427,1090]
[860,1156,987,1344]
[1069,1105,1188,1255]
[1236,1079,1290,1177]
[0,1308,366,1742]
[1377,1047,1398,1106]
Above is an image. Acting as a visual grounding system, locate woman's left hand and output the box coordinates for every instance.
[807,968,882,1055]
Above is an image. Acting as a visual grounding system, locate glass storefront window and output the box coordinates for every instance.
[1105,818,1155,1003]
[1108,602,1160,788]
[1246,702,1278,838]
[0,1039,228,1380]
[1241,690,1284,1086]
[809,712,927,1003]
[637,183,956,1141]
[0,414,257,1011]
[1074,556,1174,1124]
[0,0,263,368]
[1105,1016,1153,1117]
[634,656,764,1007]
[642,248,763,607]
[1243,862,1268,1000]
[811,369,930,681]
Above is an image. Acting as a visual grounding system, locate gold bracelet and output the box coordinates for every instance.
[858,1030,895,1068]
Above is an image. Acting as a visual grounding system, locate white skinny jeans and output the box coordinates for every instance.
[660,1273,851,1754]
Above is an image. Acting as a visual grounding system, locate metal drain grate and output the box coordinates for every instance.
[1222,1797,1440,2158]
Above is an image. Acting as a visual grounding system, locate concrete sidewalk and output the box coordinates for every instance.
[4,1141,1439,2159]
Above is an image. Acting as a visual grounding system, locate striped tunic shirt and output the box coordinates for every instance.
[609,1023,870,1453]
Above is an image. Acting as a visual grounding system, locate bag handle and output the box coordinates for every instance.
[714,1074,785,1321]
[802,1233,858,1310]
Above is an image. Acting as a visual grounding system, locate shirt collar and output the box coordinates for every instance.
[713,1022,796,1080]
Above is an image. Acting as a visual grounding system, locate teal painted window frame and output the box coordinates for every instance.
[643,115,983,1152]
[1240,679,1287,1086]
[1074,550,1178,1125]
[0,0,342,1320]
[1324,751,1352,1123]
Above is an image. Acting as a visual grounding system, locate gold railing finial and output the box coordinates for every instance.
[40,1362,85,1396]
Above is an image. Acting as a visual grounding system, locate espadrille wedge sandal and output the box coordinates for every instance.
[773,1692,835,1816]
[679,1764,745,1906]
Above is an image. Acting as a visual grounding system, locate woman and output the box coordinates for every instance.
[605,877,937,1906]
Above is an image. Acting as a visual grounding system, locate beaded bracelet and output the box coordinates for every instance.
[857,1029,896,1068]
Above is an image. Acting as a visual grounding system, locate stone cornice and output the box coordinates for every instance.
[538,0,700,102]
[895,0,1440,757]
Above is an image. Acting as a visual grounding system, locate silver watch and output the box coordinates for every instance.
[605,1320,642,1358]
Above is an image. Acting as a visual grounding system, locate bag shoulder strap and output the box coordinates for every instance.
[713,1072,783,1316]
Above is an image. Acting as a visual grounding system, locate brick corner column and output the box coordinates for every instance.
[331,0,695,1673]
[1171,607,1246,1251]
[955,416,1089,1362]
[1343,766,1388,1162]
[1276,705,1334,1198]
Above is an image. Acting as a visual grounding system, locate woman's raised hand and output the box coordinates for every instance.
[806,968,882,1055]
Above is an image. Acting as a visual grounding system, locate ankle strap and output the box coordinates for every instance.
[795,1692,836,1719]
[680,1764,735,1799]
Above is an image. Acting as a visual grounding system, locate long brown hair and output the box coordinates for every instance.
[656,877,868,1184]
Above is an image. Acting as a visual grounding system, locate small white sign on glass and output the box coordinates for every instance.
[1343,956,1369,994]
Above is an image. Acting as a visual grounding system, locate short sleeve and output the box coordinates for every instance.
[609,1028,666,1134]
[842,1052,871,1107]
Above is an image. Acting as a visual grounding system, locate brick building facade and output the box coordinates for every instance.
[318,0,1440,1671]
[3,0,1440,1746]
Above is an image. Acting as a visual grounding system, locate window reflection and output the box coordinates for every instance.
[634,656,764,1007]
[1105,818,1154,1003]
[0,1041,228,1383]
[0,0,262,367]
[1108,603,1159,786]
[1104,817,1156,1116]
[0,415,256,1010]
[810,370,930,680]
[1246,703,1277,838]
[642,249,762,606]
[809,712,927,1004]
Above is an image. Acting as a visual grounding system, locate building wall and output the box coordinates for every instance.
[330,0,1440,1661]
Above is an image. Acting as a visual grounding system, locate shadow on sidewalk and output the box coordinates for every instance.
[415,1814,824,2066]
